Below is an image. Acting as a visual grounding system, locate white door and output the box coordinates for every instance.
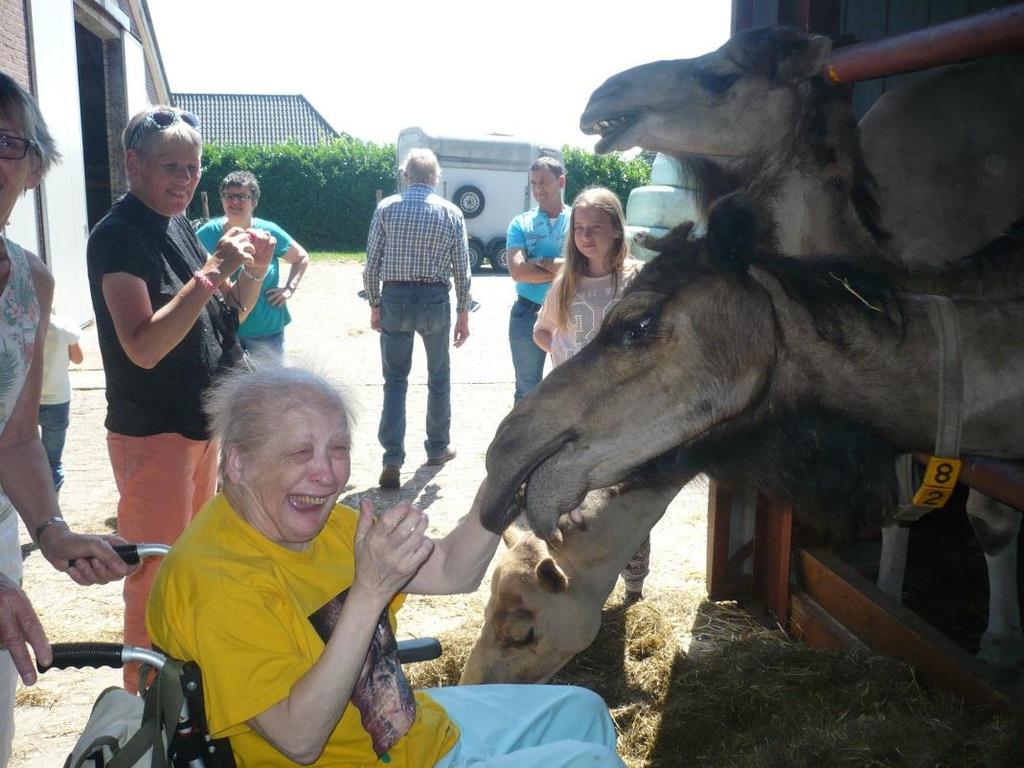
[123,31,149,117]
[29,0,92,325]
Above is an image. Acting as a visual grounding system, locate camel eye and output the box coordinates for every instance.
[696,70,741,94]
[504,628,536,649]
[622,314,654,346]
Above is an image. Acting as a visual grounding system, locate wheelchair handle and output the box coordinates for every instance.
[68,542,171,569]
[39,642,168,673]
[40,638,440,673]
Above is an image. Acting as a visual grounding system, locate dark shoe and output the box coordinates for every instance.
[426,447,457,466]
[379,465,401,489]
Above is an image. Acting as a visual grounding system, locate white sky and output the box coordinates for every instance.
[146,0,731,149]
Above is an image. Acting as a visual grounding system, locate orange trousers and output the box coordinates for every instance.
[107,431,217,691]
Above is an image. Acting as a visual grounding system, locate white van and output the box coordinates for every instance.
[397,127,563,271]
[625,153,701,261]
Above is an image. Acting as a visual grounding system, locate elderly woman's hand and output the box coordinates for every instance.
[0,574,49,685]
[352,499,433,601]
[204,227,255,286]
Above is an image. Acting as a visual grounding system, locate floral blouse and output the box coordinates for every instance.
[0,237,40,431]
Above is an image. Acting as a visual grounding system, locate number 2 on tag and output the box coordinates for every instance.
[911,457,962,509]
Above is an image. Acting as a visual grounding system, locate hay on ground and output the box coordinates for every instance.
[408,592,1024,767]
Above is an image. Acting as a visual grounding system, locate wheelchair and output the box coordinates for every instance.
[39,543,442,768]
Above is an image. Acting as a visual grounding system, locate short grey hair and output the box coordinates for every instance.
[220,170,260,204]
[402,148,440,185]
[0,71,61,175]
[204,367,355,478]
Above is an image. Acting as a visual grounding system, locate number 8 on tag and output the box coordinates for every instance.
[911,457,962,508]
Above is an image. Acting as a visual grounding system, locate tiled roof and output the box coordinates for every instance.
[172,93,344,146]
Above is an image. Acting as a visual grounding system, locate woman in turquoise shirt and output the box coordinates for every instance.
[196,170,309,363]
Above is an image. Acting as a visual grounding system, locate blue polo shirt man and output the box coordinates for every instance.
[506,157,570,402]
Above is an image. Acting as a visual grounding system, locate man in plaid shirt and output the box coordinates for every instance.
[363,148,472,490]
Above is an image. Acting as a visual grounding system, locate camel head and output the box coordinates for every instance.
[480,200,785,536]
[463,480,680,684]
[460,525,602,684]
[580,26,832,164]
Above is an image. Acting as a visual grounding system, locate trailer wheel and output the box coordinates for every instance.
[454,185,485,219]
[487,237,509,272]
[467,237,486,272]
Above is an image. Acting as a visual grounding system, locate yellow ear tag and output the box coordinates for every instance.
[911,456,962,508]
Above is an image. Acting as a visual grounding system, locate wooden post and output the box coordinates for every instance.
[706,479,735,600]
[200,191,210,221]
[375,189,383,204]
[751,496,792,626]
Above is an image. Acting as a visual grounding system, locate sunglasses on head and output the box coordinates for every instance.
[126,108,201,151]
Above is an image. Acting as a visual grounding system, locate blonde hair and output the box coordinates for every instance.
[122,105,202,157]
[552,187,630,331]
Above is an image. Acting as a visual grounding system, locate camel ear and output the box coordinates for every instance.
[536,557,569,593]
[502,525,522,549]
[776,33,832,83]
[707,193,758,270]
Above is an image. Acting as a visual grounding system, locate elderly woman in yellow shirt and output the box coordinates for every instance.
[147,366,624,767]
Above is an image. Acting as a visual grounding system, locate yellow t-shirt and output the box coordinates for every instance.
[146,494,459,767]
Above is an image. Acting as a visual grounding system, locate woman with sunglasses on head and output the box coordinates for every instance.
[86,105,273,691]
[196,170,310,364]
[0,71,130,766]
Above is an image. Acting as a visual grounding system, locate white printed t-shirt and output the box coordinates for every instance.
[535,260,641,367]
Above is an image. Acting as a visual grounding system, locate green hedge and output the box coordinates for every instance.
[563,147,651,208]
[190,139,396,251]
[190,141,650,251]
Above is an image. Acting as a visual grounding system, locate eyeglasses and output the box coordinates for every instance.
[222,193,253,203]
[126,108,201,151]
[0,133,36,161]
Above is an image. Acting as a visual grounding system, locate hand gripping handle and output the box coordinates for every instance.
[68,542,170,569]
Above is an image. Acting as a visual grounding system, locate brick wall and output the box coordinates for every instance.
[103,38,128,197]
[0,0,30,88]
[113,0,136,36]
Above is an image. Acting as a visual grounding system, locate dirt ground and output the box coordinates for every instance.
[10,261,710,766]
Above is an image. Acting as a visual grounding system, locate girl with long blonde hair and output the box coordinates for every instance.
[533,186,640,366]
[532,186,650,599]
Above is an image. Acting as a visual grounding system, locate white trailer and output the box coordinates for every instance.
[397,127,563,271]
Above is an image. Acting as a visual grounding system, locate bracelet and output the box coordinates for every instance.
[34,515,68,543]
[241,268,267,282]
[192,270,217,293]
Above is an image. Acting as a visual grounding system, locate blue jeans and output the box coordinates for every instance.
[38,401,70,491]
[378,284,451,467]
[509,297,547,402]
[240,331,285,365]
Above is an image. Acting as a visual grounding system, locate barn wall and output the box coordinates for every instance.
[734,0,1021,115]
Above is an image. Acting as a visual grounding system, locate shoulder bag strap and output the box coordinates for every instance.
[105,660,185,768]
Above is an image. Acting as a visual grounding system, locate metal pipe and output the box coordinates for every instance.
[825,4,1024,84]
[914,453,1024,511]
